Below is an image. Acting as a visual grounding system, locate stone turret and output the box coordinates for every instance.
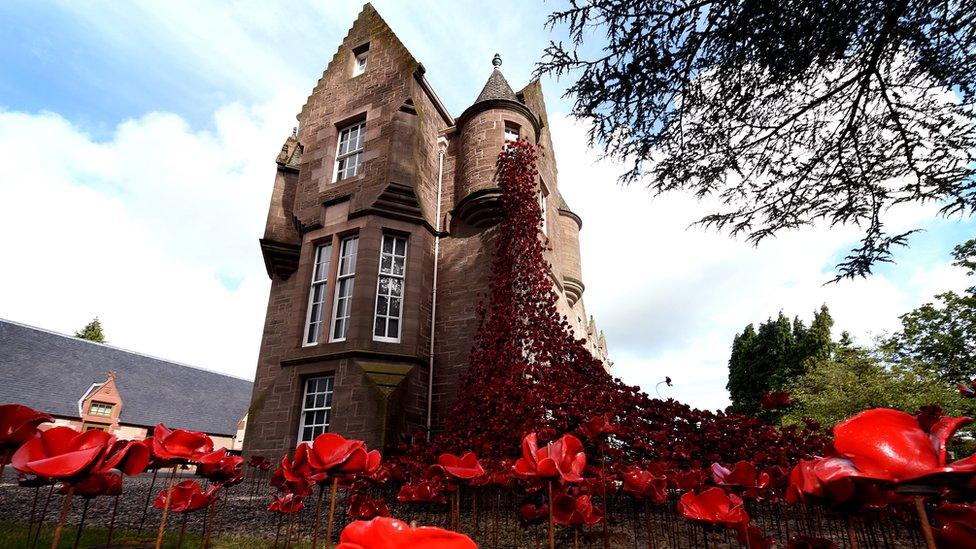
[453,55,541,227]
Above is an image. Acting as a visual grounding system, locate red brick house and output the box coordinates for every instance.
[244,4,609,458]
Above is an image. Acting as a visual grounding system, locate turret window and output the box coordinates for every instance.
[303,242,333,346]
[373,234,408,342]
[330,236,359,341]
[334,121,366,181]
[504,122,520,142]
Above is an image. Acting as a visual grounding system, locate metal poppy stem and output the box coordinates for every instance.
[273,512,283,549]
[105,493,119,548]
[138,468,158,534]
[914,496,937,549]
[547,481,555,549]
[845,515,859,549]
[176,512,187,549]
[325,476,339,549]
[50,484,74,549]
[646,501,655,549]
[154,465,179,549]
[31,483,55,549]
[27,485,40,543]
[72,497,90,549]
[311,484,325,549]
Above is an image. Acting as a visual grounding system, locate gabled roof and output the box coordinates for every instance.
[0,319,252,437]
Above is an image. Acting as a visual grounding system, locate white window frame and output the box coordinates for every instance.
[539,187,548,236]
[504,122,520,142]
[373,234,408,342]
[296,375,334,444]
[353,51,368,76]
[89,401,113,417]
[329,235,359,342]
[333,121,366,182]
[303,242,333,346]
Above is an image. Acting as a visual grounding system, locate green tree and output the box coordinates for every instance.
[883,239,976,383]
[539,0,976,279]
[727,306,834,414]
[784,343,973,428]
[75,317,106,343]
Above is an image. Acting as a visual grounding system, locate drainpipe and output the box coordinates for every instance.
[427,136,448,441]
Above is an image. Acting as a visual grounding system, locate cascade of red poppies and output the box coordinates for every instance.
[417,138,826,472]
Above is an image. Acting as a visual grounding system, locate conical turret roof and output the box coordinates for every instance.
[474,55,518,104]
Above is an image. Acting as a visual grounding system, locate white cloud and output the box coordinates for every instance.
[550,115,971,410]
[0,94,304,379]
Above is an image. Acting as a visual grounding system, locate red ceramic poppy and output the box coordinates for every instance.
[513,433,586,482]
[710,461,771,489]
[397,479,447,504]
[198,453,244,485]
[831,408,976,482]
[62,470,123,498]
[518,502,549,525]
[734,522,772,549]
[579,416,616,439]
[670,469,705,491]
[270,456,314,497]
[347,492,390,520]
[153,479,219,513]
[933,503,976,549]
[11,426,114,480]
[336,517,476,549]
[432,452,485,481]
[309,433,367,472]
[334,448,382,477]
[677,487,749,527]
[760,391,793,410]
[268,493,304,513]
[151,424,219,464]
[622,468,667,504]
[102,439,151,476]
[551,493,604,526]
[0,404,52,463]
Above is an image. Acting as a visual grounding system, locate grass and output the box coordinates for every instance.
[0,520,318,548]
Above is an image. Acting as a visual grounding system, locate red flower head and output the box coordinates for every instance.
[831,408,976,483]
[11,426,114,480]
[513,433,586,482]
[336,517,476,549]
[579,416,616,440]
[552,493,604,526]
[760,391,793,410]
[334,448,382,477]
[710,461,771,495]
[197,453,244,486]
[622,468,667,504]
[0,404,52,463]
[151,424,221,464]
[270,455,314,497]
[102,439,151,477]
[677,487,749,527]
[431,452,485,481]
[309,433,367,472]
[785,457,900,509]
[933,503,976,549]
[153,479,219,513]
[518,502,549,525]
[670,469,705,491]
[268,493,304,514]
[347,492,390,520]
[397,479,447,504]
[62,470,123,498]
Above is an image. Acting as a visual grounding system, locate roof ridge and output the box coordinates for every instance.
[0,317,253,383]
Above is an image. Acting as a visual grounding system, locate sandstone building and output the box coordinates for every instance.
[244,4,608,458]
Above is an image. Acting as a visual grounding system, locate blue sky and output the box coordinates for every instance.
[0,1,972,408]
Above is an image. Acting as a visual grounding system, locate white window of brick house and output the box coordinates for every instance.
[373,234,408,342]
[352,43,369,77]
[504,121,520,142]
[330,235,359,341]
[303,242,333,346]
[538,183,549,236]
[297,375,334,443]
[334,121,366,182]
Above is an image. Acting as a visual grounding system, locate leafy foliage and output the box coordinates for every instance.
[727,306,834,414]
[882,239,976,383]
[784,341,974,428]
[539,0,976,279]
[75,317,107,343]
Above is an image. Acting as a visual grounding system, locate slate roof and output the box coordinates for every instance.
[0,319,252,436]
[474,68,519,104]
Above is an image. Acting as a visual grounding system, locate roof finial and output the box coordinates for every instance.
[291,126,297,137]
[492,53,502,68]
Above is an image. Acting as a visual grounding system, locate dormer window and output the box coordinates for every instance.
[352,43,369,77]
[89,401,113,417]
[504,122,520,142]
